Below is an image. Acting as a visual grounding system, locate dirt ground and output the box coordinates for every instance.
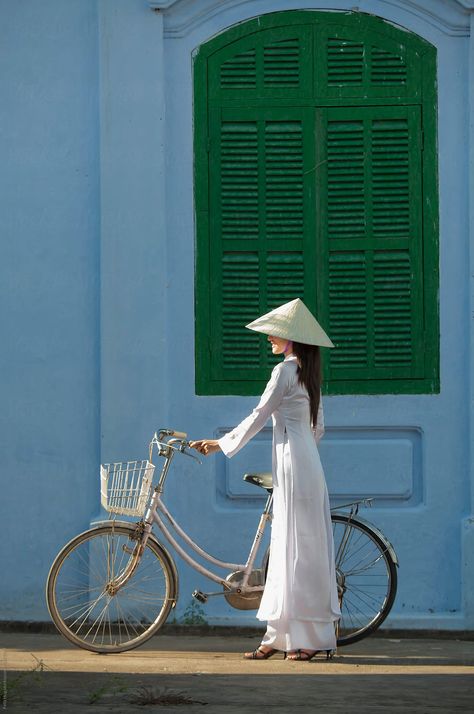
[1,630,473,713]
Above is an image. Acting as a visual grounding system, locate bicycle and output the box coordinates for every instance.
[46,428,398,654]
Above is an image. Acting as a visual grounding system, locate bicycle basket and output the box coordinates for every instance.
[100,459,155,516]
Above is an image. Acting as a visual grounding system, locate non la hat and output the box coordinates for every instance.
[245,298,334,348]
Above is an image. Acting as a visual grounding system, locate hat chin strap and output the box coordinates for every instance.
[283,340,293,354]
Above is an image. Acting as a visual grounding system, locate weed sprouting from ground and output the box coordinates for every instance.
[1,654,52,705]
[181,599,207,626]
[128,685,207,706]
[87,675,129,705]
[87,677,207,707]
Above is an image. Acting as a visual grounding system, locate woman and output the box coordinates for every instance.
[191,298,340,661]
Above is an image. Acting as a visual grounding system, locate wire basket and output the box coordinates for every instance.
[100,459,155,516]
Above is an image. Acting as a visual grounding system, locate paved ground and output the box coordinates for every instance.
[1,630,473,713]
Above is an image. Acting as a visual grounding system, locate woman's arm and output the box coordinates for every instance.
[312,392,325,444]
[217,362,289,458]
[190,362,289,459]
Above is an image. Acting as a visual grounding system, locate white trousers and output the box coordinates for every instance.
[261,617,337,652]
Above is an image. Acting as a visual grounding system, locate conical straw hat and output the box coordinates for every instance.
[246,298,334,348]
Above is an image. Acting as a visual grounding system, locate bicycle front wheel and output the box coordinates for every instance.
[46,523,177,653]
[332,514,398,646]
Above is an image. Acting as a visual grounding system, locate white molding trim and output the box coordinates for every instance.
[147,1,181,8]
[147,0,474,8]
[381,0,471,35]
[146,0,472,38]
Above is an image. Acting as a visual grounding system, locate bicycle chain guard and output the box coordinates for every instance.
[223,569,265,610]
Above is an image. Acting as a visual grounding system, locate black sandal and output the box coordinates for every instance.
[243,646,278,660]
[287,649,335,661]
[286,649,318,661]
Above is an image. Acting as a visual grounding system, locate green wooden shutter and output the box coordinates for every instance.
[317,106,424,384]
[316,20,421,100]
[194,10,438,396]
[207,108,315,391]
[209,25,313,101]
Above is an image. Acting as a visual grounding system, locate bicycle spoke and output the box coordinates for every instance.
[70,594,108,634]
[341,594,373,629]
[344,581,387,612]
[345,552,388,575]
[338,536,381,572]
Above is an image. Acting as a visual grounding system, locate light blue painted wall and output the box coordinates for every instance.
[158,0,473,629]
[0,0,100,618]
[1,0,473,631]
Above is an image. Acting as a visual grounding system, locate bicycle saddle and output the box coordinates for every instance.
[243,472,273,493]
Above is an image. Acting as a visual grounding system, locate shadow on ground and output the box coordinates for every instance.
[4,670,474,714]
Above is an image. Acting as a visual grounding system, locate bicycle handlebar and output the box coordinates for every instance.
[171,430,187,439]
[151,429,201,464]
[156,428,187,441]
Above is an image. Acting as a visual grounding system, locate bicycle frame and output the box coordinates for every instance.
[107,431,396,601]
[129,432,272,595]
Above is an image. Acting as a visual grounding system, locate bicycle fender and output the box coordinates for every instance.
[261,516,398,569]
[333,513,399,566]
[89,519,180,604]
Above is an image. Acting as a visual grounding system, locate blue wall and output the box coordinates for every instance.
[1,0,473,631]
[0,0,100,618]
[160,0,473,629]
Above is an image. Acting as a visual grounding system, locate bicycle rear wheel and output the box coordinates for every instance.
[332,514,397,646]
[46,523,177,653]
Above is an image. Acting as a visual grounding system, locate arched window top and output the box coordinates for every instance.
[198,10,435,103]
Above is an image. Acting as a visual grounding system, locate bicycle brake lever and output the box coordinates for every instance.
[179,447,202,465]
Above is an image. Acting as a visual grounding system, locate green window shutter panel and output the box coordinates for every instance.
[326,117,365,240]
[328,252,368,368]
[327,39,365,85]
[373,252,414,368]
[221,253,260,370]
[317,23,420,100]
[318,106,424,381]
[220,49,257,90]
[218,252,305,378]
[195,10,439,395]
[208,25,313,101]
[220,121,259,239]
[326,40,408,87]
[207,108,313,388]
[264,121,304,240]
[371,47,408,85]
[263,38,301,86]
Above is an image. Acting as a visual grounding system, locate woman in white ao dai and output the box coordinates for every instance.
[191,299,340,661]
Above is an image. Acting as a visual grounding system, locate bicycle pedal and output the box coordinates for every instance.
[192,590,208,604]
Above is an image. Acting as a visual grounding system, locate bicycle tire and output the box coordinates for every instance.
[332,514,398,646]
[46,523,177,653]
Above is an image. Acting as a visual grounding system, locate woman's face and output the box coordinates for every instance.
[268,335,291,355]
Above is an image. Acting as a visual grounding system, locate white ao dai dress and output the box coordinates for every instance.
[218,354,340,651]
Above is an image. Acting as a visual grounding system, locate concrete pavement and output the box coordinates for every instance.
[1,629,473,713]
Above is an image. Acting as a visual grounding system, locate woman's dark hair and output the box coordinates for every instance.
[291,341,321,427]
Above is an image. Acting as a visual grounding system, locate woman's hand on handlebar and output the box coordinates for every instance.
[189,439,221,456]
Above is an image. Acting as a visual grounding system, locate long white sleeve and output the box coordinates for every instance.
[218,362,290,458]
[312,393,325,444]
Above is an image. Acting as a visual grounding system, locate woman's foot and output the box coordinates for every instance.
[243,645,278,660]
[286,649,318,661]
